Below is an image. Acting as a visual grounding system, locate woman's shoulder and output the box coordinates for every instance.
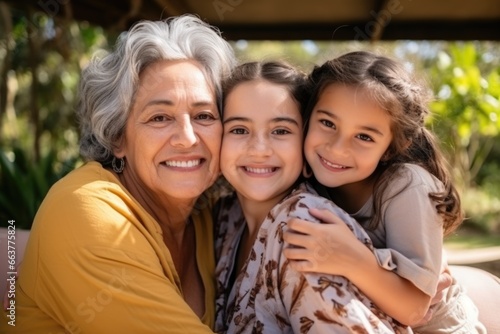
[34,161,142,235]
[45,161,132,206]
[50,161,120,193]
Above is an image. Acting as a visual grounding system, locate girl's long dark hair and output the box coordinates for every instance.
[304,51,462,235]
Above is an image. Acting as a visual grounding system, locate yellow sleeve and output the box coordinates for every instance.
[12,166,215,334]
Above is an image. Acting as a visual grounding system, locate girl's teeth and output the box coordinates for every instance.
[246,167,274,174]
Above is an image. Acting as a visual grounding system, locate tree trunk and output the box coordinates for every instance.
[0,2,13,143]
[27,9,41,162]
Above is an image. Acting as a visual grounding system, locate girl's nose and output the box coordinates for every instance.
[248,134,272,157]
[326,134,349,156]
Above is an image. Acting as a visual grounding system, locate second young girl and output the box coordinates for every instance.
[283,51,485,333]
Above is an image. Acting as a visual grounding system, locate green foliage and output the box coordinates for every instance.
[0,147,79,229]
[461,187,500,233]
[1,9,110,159]
[428,43,500,189]
[475,138,500,198]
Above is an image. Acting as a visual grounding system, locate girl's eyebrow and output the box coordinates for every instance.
[316,109,337,119]
[223,116,249,124]
[360,125,384,136]
[271,117,300,126]
[316,109,385,136]
[224,116,300,126]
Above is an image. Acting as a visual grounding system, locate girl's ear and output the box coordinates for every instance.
[380,149,393,165]
[302,161,313,178]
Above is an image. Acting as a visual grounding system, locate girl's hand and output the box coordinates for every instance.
[413,256,453,326]
[283,208,371,278]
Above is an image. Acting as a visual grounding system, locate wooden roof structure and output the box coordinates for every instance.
[5,0,500,41]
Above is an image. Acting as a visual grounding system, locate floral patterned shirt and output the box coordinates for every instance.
[214,182,411,334]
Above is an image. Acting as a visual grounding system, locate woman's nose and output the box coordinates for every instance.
[170,116,198,148]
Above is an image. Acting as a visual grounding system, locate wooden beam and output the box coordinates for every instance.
[370,0,390,42]
[216,20,500,41]
[152,0,193,17]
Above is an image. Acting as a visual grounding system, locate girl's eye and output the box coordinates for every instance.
[320,119,335,128]
[272,128,291,135]
[357,134,373,142]
[229,128,247,135]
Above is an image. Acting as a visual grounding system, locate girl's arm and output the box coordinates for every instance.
[283,208,433,326]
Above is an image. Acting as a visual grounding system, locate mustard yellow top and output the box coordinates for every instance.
[2,162,216,333]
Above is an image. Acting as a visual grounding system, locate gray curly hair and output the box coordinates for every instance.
[77,14,236,164]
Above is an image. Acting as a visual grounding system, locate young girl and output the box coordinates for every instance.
[214,60,411,333]
[283,51,485,333]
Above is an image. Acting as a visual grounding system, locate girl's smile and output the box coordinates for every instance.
[305,83,393,199]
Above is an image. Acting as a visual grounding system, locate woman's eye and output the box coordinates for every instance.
[229,128,247,135]
[196,112,217,121]
[151,115,168,122]
[357,134,373,142]
[320,119,335,128]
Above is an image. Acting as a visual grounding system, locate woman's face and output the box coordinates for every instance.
[221,79,303,206]
[115,60,222,202]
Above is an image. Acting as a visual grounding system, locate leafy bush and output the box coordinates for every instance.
[461,187,500,234]
[0,147,79,229]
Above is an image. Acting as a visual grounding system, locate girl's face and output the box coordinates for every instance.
[221,79,303,206]
[304,83,393,190]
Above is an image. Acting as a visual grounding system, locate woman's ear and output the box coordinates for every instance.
[112,138,126,158]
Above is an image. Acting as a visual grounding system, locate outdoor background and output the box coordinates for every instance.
[0,6,499,274]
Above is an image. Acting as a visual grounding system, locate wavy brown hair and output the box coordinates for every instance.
[304,51,462,235]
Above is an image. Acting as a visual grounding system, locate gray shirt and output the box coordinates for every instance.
[351,164,444,297]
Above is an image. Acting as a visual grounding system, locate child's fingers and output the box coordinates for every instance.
[283,228,312,248]
[283,247,309,261]
[287,218,317,234]
[308,208,345,225]
[288,259,315,272]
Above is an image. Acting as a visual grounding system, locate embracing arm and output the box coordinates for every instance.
[284,208,433,326]
[244,191,410,333]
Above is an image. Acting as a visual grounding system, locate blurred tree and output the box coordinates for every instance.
[428,43,500,190]
[0,4,110,162]
[0,4,110,228]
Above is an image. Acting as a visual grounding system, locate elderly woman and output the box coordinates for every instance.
[3,15,235,333]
